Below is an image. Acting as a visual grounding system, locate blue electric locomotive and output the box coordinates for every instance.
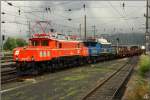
[97,38,113,55]
[83,38,113,56]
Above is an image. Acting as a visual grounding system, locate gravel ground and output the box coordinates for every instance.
[122,55,150,100]
[122,70,137,100]
[1,58,128,100]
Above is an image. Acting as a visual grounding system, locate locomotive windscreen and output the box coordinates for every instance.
[83,42,97,47]
[31,40,49,46]
[31,40,39,46]
[41,40,49,46]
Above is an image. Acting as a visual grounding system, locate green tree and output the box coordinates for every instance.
[3,37,28,50]
[16,38,27,47]
[3,37,17,50]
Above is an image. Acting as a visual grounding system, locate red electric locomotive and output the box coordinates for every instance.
[13,21,88,74]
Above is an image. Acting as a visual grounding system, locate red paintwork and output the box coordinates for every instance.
[13,33,88,62]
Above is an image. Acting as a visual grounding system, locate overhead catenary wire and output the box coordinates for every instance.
[108,1,131,32]
[121,1,135,31]
[1,1,146,35]
[3,1,79,34]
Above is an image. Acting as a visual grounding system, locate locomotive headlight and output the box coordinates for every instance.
[15,50,20,55]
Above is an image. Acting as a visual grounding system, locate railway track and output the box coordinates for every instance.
[1,52,17,84]
[82,57,137,100]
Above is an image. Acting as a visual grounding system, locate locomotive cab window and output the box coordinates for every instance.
[41,40,49,46]
[83,42,97,47]
[59,43,62,48]
[57,42,62,48]
[77,43,80,48]
[101,44,111,48]
[31,40,39,46]
[90,42,97,47]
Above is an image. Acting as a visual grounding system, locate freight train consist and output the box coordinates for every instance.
[13,32,144,75]
[13,21,144,75]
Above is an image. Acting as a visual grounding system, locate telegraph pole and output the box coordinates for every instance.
[146,0,149,33]
[28,21,31,37]
[79,24,81,38]
[92,25,96,39]
[116,38,120,55]
[83,4,87,40]
[84,15,87,40]
[145,0,150,52]
[1,12,6,57]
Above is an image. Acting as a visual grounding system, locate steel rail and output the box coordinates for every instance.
[82,57,135,100]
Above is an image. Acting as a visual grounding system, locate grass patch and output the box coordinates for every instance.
[66,89,78,97]
[90,67,114,73]
[63,74,88,81]
[126,78,150,100]
[60,87,78,100]
[138,55,150,77]
[126,55,150,100]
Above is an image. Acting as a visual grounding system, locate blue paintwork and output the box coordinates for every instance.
[83,41,113,56]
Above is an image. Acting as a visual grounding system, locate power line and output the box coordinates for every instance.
[122,3,135,31]
[108,1,133,31]
[2,1,146,35]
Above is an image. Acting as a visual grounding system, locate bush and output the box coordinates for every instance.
[138,55,150,77]
[3,37,17,50]
[3,37,27,50]
[16,38,28,47]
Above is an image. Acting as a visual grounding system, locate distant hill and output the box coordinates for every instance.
[100,33,145,46]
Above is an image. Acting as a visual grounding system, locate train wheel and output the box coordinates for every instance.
[32,65,39,76]
[16,63,22,76]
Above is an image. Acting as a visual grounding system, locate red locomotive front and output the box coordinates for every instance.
[13,34,52,62]
[13,21,89,74]
[13,33,89,62]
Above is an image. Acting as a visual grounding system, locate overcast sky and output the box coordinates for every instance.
[1,1,149,38]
